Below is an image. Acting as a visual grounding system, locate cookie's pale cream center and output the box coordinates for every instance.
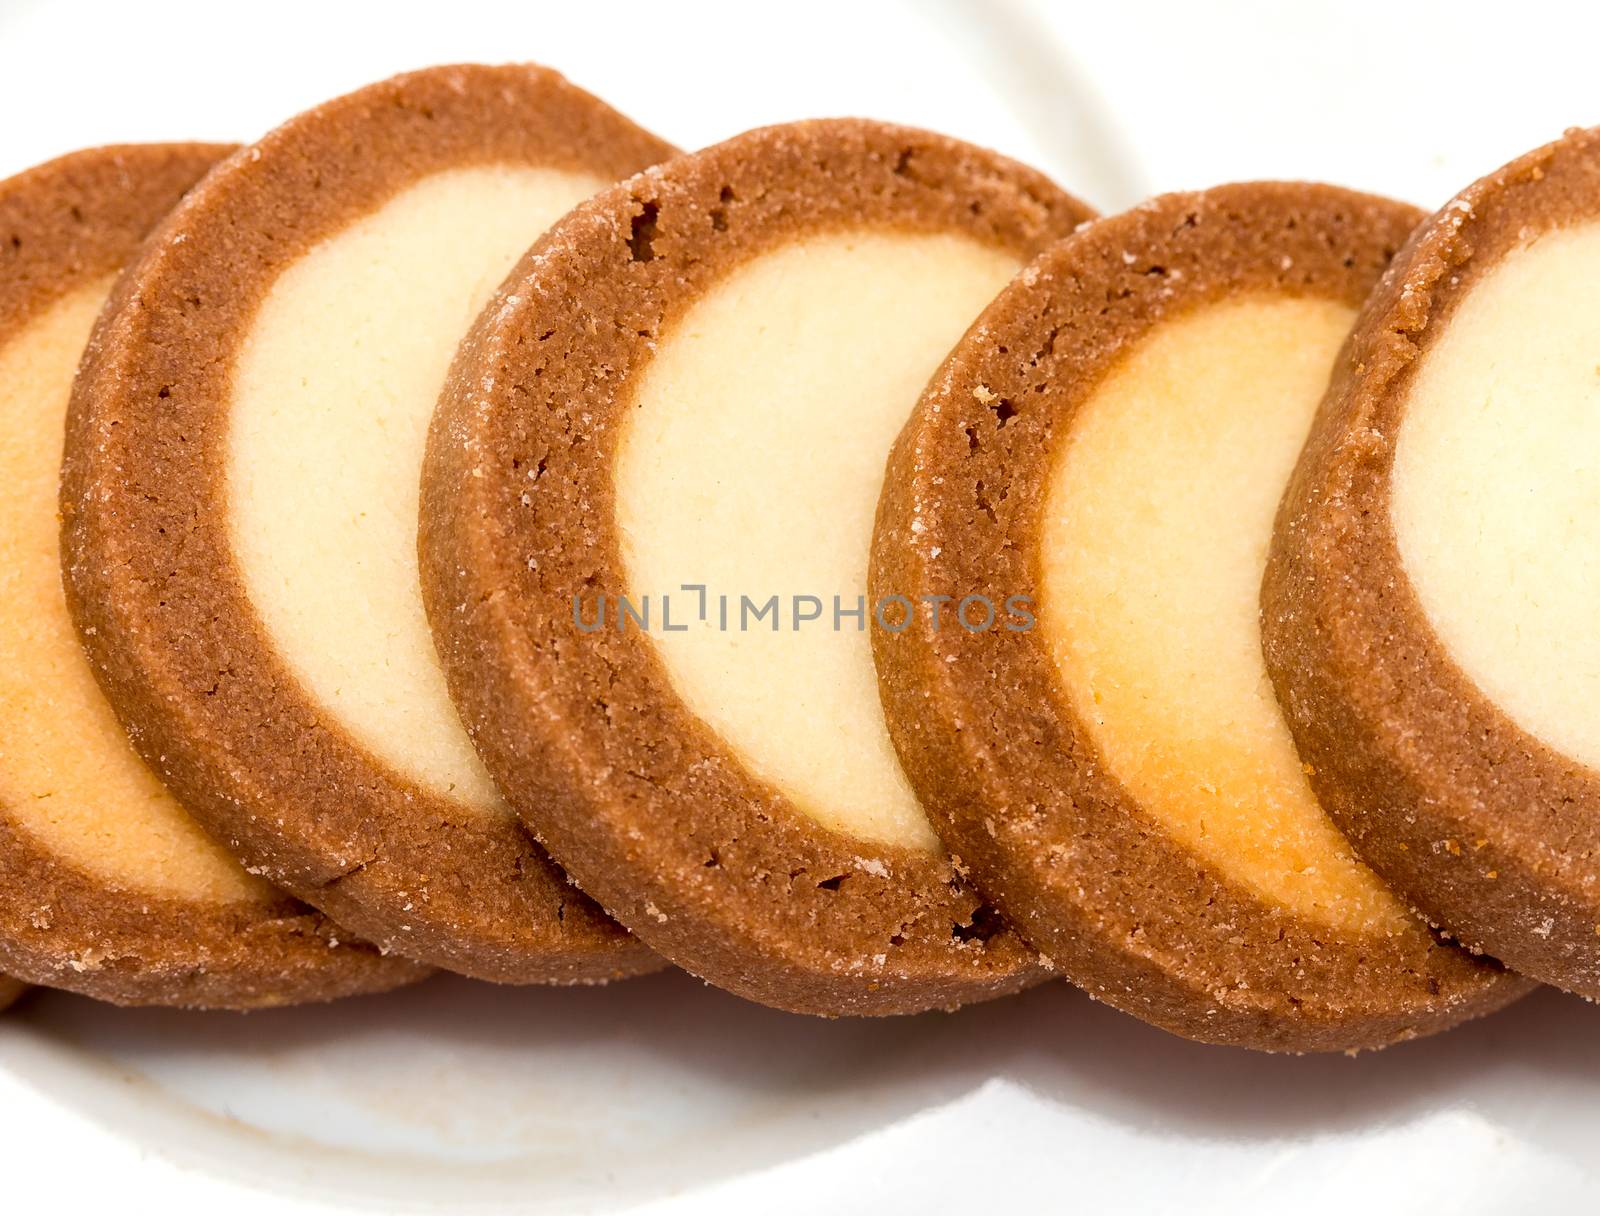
[229,165,608,811]
[1041,295,1408,935]
[1394,223,1600,772]
[0,282,268,903]
[615,230,1020,851]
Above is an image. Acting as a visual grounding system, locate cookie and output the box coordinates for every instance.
[0,145,425,1007]
[420,120,1093,1015]
[61,66,675,983]
[871,183,1531,1050]
[1263,128,1600,998]
[0,976,24,1013]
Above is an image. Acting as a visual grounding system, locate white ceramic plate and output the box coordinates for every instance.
[3,975,1596,1213]
[2,1,1597,1210]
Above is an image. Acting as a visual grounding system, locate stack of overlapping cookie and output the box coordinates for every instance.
[1,63,1593,1052]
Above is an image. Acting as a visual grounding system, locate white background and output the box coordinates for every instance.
[1,1,1597,1212]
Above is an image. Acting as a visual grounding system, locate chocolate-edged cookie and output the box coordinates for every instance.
[0,145,424,1007]
[871,183,1531,1050]
[61,67,675,983]
[1263,128,1600,998]
[421,119,1094,1015]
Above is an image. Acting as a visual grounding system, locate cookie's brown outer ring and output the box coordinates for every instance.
[421,119,1094,1015]
[60,67,674,984]
[0,974,24,1012]
[1263,129,1600,997]
[0,145,425,1008]
[872,183,1531,1050]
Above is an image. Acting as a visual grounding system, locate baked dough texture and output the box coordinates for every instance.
[1040,294,1405,937]
[61,66,675,984]
[1263,126,1600,998]
[230,165,609,811]
[873,183,1531,1050]
[615,229,1021,853]
[0,145,425,1007]
[1391,225,1600,770]
[421,119,1094,1015]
